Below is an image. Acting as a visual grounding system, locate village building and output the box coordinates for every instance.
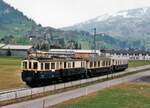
[0,44,32,57]
[102,49,150,60]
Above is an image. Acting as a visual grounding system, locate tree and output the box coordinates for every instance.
[75,42,78,49]
[79,44,82,49]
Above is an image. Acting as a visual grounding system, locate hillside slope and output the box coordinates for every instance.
[63,7,150,38]
[62,7,150,49]
[0,0,39,38]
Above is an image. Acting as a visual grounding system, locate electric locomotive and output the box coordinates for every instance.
[21,52,128,87]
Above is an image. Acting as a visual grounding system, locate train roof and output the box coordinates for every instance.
[24,55,113,62]
[85,56,112,61]
[24,57,84,62]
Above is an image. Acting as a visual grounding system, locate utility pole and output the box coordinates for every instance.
[92,28,106,57]
[93,28,96,58]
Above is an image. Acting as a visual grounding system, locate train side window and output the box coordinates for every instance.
[45,63,49,70]
[102,61,105,66]
[60,62,63,69]
[68,62,71,68]
[90,62,93,67]
[94,61,96,67]
[56,62,59,69]
[41,63,43,70]
[98,61,100,67]
[113,60,116,65]
[81,61,85,67]
[116,61,118,65]
[72,62,75,68]
[51,63,55,69]
[108,61,110,66]
[105,61,107,66]
[112,60,114,64]
[109,61,111,65]
[23,62,27,69]
[33,62,38,69]
[107,61,109,66]
[29,62,32,69]
[64,62,66,68]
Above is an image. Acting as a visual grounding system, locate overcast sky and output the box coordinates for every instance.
[4,0,150,28]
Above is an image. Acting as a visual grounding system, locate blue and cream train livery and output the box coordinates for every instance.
[21,54,128,87]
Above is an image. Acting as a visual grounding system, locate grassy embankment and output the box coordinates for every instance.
[0,56,25,90]
[52,83,150,108]
[128,60,150,67]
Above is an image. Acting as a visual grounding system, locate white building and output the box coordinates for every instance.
[102,49,150,60]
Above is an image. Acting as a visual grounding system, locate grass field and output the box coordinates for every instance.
[52,83,150,108]
[128,60,150,67]
[0,56,25,90]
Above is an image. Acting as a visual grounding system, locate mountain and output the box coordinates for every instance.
[62,7,150,38]
[0,0,42,44]
[0,0,122,49]
[0,0,141,49]
[62,7,150,49]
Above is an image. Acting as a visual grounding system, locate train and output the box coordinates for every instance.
[21,52,128,87]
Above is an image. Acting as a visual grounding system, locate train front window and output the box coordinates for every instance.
[64,62,66,68]
[33,62,38,69]
[102,61,105,66]
[41,63,43,70]
[29,62,32,69]
[51,63,55,69]
[23,62,27,69]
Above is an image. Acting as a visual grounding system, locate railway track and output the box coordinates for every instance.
[0,65,150,104]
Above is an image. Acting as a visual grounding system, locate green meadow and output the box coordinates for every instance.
[0,56,25,90]
[52,83,150,108]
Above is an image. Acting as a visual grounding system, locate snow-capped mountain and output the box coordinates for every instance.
[62,7,150,40]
